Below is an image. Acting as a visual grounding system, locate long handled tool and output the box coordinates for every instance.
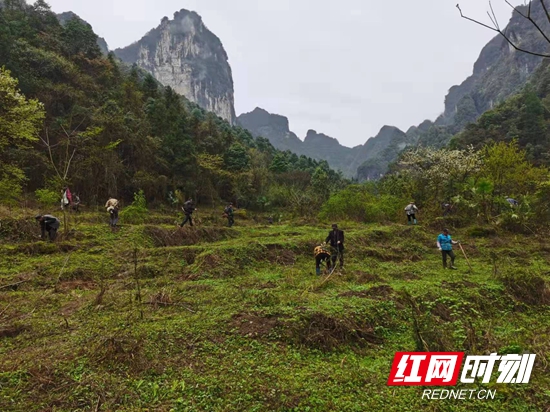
[459,243,473,272]
[320,247,341,285]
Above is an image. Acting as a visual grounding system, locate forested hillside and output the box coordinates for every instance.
[0,0,345,209]
[451,60,550,165]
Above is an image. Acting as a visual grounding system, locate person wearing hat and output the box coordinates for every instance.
[404,201,419,225]
[437,228,460,270]
[35,214,60,241]
[326,224,345,268]
[224,202,235,227]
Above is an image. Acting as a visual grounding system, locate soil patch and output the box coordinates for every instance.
[0,324,28,338]
[354,271,385,284]
[257,281,277,290]
[58,280,97,292]
[90,335,148,372]
[145,226,234,247]
[431,302,454,322]
[231,313,281,338]
[266,249,296,266]
[294,312,383,351]
[501,273,550,306]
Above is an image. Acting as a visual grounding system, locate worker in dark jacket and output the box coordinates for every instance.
[180,198,196,227]
[326,224,344,268]
[224,203,235,227]
[35,214,60,241]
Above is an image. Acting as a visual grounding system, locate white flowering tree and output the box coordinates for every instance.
[398,146,483,206]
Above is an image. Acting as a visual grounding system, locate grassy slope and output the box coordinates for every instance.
[0,209,549,411]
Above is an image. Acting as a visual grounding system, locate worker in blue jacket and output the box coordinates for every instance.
[437,228,460,270]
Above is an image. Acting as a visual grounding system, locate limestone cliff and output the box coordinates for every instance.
[114,10,236,124]
[438,2,549,127]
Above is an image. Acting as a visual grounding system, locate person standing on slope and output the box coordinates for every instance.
[61,187,72,210]
[224,202,235,227]
[180,198,196,227]
[437,228,460,270]
[326,224,344,269]
[405,201,419,225]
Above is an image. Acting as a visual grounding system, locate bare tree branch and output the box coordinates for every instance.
[487,10,499,30]
[63,149,77,181]
[540,0,550,25]
[456,2,550,58]
[505,0,550,46]
[43,128,62,180]
[489,1,501,30]
[457,4,499,31]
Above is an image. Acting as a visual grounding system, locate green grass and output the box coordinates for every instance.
[0,210,549,411]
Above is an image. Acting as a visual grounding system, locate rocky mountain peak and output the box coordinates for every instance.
[114,9,236,124]
[438,1,550,127]
[237,107,302,153]
[56,11,109,54]
[304,130,341,147]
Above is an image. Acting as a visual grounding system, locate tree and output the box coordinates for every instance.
[397,146,483,206]
[270,153,289,173]
[481,140,546,198]
[61,17,102,59]
[224,143,250,172]
[0,67,44,203]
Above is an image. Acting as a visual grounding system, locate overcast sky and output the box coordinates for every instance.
[38,0,523,147]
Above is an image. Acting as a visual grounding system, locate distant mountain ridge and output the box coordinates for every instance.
[238,108,413,179]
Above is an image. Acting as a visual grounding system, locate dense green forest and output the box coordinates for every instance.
[0,0,346,210]
[3,0,550,232]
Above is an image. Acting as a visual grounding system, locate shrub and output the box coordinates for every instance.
[0,177,23,206]
[35,188,59,207]
[319,185,404,223]
[120,190,148,224]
